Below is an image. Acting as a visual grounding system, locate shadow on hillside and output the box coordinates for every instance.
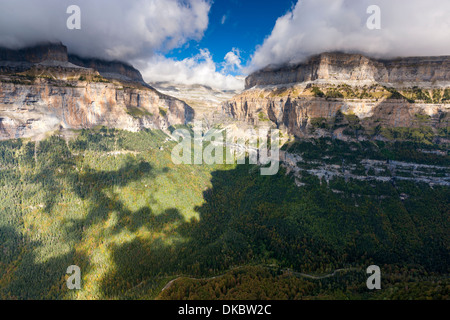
[3,134,274,298]
[96,164,288,299]
[3,134,448,300]
[0,225,89,299]
[97,157,450,299]
[1,137,164,299]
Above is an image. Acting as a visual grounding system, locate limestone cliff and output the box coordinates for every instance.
[0,43,194,140]
[225,53,450,142]
[246,52,450,89]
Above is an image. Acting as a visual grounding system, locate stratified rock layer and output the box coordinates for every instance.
[0,43,194,140]
[0,42,69,64]
[225,52,450,140]
[224,92,449,138]
[246,52,450,89]
[0,80,193,140]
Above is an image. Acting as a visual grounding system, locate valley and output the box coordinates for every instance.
[0,44,448,300]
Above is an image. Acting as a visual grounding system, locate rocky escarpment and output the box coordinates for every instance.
[0,81,193,140]
[68,55,146,84]
[246,52,450,89]
[225,53,450,143]
[0,43,194,140]
[225,91,449,139]
[0,42,69,64]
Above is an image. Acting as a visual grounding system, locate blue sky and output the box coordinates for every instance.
[166,0,295,74]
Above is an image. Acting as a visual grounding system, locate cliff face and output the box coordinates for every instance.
[226,53,450,141]
[0,80,193,140]
[246,53,450,89]
[224,92,448,138]
[0,43,68,64]
[0,43,194,140]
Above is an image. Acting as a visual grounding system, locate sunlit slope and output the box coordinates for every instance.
[0,129,224,299]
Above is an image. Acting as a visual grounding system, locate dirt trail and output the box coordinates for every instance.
[160,266,361,294]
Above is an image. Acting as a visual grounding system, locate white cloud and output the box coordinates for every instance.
[223,48,243,73]
[221,15,227,25]
[249,0,450,72]
[138,49,245,91]
[0,0,211,61]
[0,0,245,89]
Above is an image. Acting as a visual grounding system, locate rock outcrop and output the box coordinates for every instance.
[0,43,194,140]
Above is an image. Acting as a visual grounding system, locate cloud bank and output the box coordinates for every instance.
[0,0,210,61]
[0,0,246,90]
[138,49,245,91]
[249,0,450,72]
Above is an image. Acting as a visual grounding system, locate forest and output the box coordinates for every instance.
[0,128,448,300]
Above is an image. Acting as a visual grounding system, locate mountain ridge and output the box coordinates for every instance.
[224,52,450,143]
[0,43,194,140]
[246,52,450,89]
[0,42,148,85]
